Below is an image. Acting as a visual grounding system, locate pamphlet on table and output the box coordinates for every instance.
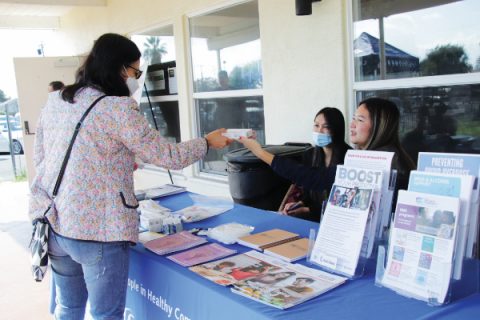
[190,250,282,286]
[230,251,346,309]
[263,238,310,262]
[381,190,460,304]
[144,231,207,255]
[237,229,300,250]
[167,243,236,267]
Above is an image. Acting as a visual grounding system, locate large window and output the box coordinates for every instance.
[352,0,480,162]
[189,0,264,175]
[353,0,480,81]
[132,26,180,145]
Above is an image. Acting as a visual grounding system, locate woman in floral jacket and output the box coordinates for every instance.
[29,33,230,320]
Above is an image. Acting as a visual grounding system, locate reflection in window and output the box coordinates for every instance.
[353,0,480,81]
[139,101,180,143]
[197,96,265,174]
[189,1,264,174]
[131,30,175,66]
[356,85,480,164]
[189,1,262,92]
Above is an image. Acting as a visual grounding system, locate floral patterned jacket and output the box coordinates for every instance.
[29,87,207,242]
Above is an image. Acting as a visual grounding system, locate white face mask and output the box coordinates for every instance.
[126,77,139,96]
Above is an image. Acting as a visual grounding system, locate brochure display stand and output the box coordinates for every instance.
[375,189,479,306]
[417,152,480,259]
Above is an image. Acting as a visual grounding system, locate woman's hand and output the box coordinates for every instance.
[281,201,310,216]
[238,136,262,154]
[205,128,232,149]
[236,135,274,165]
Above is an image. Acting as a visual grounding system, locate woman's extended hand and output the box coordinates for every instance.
[237,136,274,165]
[205,128,232,149]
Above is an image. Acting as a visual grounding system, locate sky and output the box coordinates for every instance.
[0,29,65,99]
[354,0,480,63]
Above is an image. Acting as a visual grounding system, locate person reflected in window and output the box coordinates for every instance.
[29,33,231,320]
[238,107,351,222]
[427,102,457,152]
[402,105,429,165]
[217,70,231,90]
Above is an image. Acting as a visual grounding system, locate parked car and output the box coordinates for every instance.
[0,117,24,154]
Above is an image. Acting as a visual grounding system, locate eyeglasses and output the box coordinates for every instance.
[127,65,143,79]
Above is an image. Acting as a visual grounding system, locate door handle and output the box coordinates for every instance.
[24,121,35,135]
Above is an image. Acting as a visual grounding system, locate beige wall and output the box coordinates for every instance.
[29,0,349,196]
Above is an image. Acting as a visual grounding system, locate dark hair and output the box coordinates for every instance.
[358,97,415,170]
[49,81,64,91]
[312,107,350,167]
[62,33,141,103]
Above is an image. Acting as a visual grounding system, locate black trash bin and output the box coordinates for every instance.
[224,144,312,211]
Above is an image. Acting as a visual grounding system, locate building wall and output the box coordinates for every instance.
[49,0,349,197]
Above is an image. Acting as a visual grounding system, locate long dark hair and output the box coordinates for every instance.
[62,33,141,103]
[312,107,350,168]
[359,97,415,170]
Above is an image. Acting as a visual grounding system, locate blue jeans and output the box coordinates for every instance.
[48,230,130,320]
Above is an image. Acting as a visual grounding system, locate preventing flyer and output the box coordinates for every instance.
[381,190,460,304]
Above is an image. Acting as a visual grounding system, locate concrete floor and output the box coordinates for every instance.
[0,181,51,320]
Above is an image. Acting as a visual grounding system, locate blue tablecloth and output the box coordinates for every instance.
[125,192,480,320]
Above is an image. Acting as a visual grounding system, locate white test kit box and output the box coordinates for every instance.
[222,129,254,139]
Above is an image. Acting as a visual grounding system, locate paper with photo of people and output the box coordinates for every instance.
[310,166,376,277]
[381,190,460,304]
[229,252,346,309]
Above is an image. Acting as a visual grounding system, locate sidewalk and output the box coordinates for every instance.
[0,181,51,320]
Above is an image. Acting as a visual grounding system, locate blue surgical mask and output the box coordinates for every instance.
[312,132,332,147]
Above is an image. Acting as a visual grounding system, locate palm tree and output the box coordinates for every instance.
[143,36,168,65]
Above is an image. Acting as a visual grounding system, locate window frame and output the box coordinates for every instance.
[130,22,184,176]
[186,0,264,179]
[347,0,480,128]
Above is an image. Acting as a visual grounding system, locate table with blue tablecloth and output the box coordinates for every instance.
[125,192,480,320]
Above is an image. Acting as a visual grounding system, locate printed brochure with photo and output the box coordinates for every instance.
[230,251,346,309]
[344,150,394,239]
[310,167,376,277]
[417,152,480,258]
[408,170,475,279]
[381,190,460,304]
[190,250,283,286]
[334,165,384,258]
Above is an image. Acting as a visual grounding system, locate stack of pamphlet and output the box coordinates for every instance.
[417,152,480,259]
[408,170,474,280]
[138,231,165,244]
[167,243,236,267]
[309,164,377,277]
[144,231,207,255]
[142,184,187,199]
[263,238,310,262]
[380,190,460,304]
[237,229,300,250]
[190,251,345,309]
[344,150,395,246]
